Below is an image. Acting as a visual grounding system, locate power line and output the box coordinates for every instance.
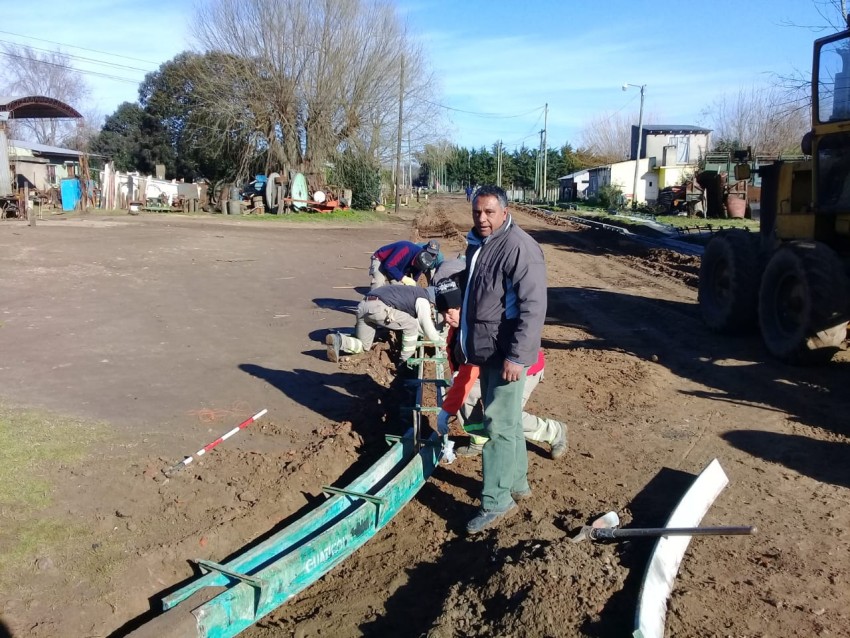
[501,108,547,148]
[0,39,155,74]
[0,29,160,65]
[594,92,640,125]
[0,50,142,85]
[417,97,545,119]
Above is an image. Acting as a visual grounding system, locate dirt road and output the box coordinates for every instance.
[1,198,849,637]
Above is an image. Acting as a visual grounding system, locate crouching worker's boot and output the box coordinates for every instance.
[325,333,363,362]
[325,332,343,362]
[549,420,568,459]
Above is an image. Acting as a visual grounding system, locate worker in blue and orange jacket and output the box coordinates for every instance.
[369,240,441,289]
[435,311,567,460]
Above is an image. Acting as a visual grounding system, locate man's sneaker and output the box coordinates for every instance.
[511,488,532,501]
[466,502,517,534]
[549,420,568,459]
[456,441,484,457]
[325,333,342,362]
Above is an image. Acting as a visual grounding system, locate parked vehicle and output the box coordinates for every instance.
[698,25,850,363]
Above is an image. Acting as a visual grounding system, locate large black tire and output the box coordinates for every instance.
[698,230,762,332]
[758,241,848,364]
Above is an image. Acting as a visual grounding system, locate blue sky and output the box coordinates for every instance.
[0,0,841,151]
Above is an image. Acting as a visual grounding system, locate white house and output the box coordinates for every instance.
[558,169,590,201]
[629,124,711,203]
[586,158,655,204]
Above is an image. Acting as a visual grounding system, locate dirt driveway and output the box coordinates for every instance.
[1,199,849,637]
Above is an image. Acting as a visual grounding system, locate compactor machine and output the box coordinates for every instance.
[699,26,850,363]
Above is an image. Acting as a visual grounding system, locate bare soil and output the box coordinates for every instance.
[1,198,849,638]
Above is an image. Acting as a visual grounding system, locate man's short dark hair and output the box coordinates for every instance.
[472,185,508,209]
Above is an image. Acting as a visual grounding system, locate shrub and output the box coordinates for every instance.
[598,183,624,209]
[329,151,381,209]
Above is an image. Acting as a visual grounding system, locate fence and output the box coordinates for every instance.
[505,187,559,203]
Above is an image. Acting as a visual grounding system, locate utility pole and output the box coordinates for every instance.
[394,55,404,214]
[496,140,503,188]
[542,103,548,203]
[623,83,646,209]
[535,129,544,200]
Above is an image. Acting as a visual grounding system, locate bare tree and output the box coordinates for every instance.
[774,0,848,107]
[191,0,442,176]
[578,109,659,165]
[60,108,104,151]
[700,85,809,155]
[780,0,847,32]
[0,44,90,145]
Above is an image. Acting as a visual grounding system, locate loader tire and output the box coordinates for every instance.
[758,241,848,365]
[698,230,761,332]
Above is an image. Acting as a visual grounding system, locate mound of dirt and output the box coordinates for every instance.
[428,533,626,637]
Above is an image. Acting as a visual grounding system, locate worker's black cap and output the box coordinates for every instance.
[435,279,462,312]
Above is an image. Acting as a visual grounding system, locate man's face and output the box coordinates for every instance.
[472,195,508,238]
[444,307,461,328]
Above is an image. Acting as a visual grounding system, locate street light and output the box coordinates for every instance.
[623,83,646,209]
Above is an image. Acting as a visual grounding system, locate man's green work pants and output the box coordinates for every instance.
[479,364,529,511]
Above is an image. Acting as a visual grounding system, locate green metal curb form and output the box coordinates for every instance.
[128,340,447,638]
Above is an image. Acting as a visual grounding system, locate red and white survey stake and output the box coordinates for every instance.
[166,408,268,475]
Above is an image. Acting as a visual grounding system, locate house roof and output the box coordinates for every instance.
[10,139,95,158]
[0,95,82,119]
[558,169,590,181]
[639,124,711,133]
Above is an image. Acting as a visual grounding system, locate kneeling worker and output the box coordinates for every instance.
[435,308,567,460]
[326,279,462,365]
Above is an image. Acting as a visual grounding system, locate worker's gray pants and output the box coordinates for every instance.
[460,370,560,445]
[369,257,387,289]
[340,298,419,361]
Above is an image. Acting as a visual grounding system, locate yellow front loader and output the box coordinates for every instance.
[699,26,850,363]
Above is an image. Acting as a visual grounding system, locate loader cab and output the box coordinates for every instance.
[812,28,850,234]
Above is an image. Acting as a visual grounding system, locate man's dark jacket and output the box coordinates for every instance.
[461,215,547,367]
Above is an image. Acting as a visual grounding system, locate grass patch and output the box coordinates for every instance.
[0,405,106,581]
[553,205,759,235]
[238,208,389,223]
[0,405,103,510]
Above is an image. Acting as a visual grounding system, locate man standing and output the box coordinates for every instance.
[459,185,547,534]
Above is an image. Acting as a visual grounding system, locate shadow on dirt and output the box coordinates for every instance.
[429,463,481,502]
[238,363,415,445]
[544,285,850,443]
[581,467,696,636]
[312,297,359,314]
[357,531,500,636]
[723,430,850,488]
[241,364,381,423]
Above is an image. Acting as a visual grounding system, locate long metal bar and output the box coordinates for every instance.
[132,325,450,638]
[590,525,755,541]
[161,442,407,610]
[193,438,440,637]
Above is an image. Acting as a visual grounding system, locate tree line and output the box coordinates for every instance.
[0,0,829,194]
[414,141,596,191]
